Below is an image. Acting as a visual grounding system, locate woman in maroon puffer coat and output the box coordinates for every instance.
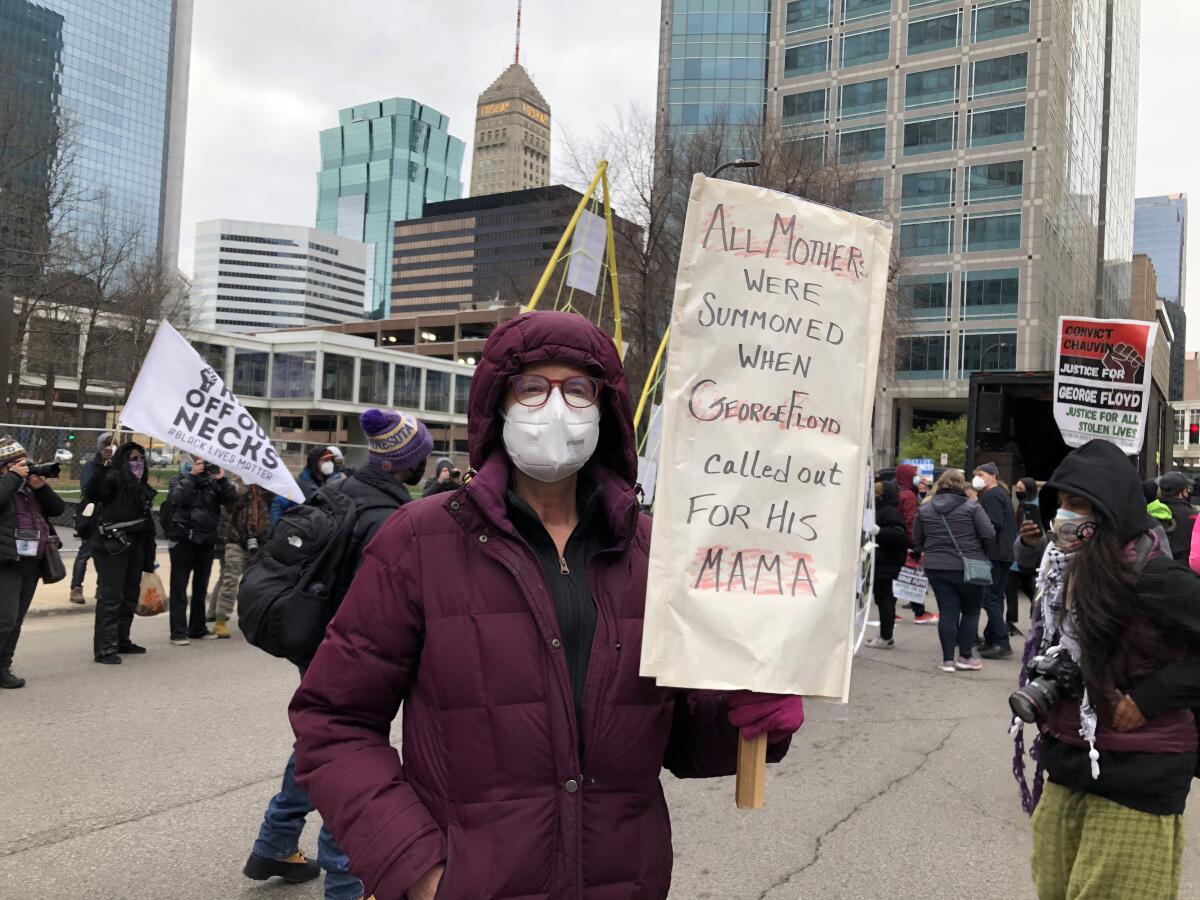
[289,311,804,900]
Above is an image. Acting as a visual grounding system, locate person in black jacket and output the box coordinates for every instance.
[86,440,157,665]
[328,409,434,616]
[1157,471,1196,560]
[972,461,1018,659]
[1007,441,1200,899]
[69,430,113,605]
[865,480,909,649]
[0,438,66,687]
[240,406,430,896]
[166,457,235,645]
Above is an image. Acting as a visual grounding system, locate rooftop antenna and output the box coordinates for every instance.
[514,0,522,65]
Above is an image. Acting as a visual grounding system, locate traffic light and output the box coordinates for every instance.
[1190,423,1199,445]
[66,432,76,444]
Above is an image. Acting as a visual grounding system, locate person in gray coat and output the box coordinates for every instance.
[913,469,996,673]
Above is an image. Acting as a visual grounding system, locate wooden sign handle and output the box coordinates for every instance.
[735,731,767,809]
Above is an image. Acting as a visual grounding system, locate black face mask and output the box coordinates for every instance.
[403,458,428,486]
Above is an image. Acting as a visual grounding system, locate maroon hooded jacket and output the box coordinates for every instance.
[894,462,918,544]
[289,312,789,900]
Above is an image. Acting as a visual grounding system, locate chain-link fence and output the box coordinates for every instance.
[0,424,184,502]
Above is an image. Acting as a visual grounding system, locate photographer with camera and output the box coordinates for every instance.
[422,456,461,497]
[0,439,66,687]
[86,441,157,665]
[1008,440,1200,899]
[211,477,272,639]
[164,456,236,644]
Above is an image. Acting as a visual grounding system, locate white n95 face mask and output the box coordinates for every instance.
[502,388,600,484]
[971,476,987,491]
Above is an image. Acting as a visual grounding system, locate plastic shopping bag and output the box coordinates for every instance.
[136,571,167,617]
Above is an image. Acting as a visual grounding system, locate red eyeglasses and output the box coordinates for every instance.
[508,374,603,410]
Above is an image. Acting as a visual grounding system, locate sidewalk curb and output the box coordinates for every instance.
[27,604,93,619]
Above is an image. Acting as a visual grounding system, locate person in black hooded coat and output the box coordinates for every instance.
[85,441,157,664]
[866,480,908,647]
[1009,441,1200,899]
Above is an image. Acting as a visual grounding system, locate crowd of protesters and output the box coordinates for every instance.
[5,308,1200,898]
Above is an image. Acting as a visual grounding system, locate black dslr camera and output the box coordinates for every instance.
[1009,647,1083,724]
[28,462,61,478]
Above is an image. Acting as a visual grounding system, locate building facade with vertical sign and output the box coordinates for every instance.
[469,64,551,196]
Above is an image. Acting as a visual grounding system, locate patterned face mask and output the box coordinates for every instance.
[1052,509,1096,549]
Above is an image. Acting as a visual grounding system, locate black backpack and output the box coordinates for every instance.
[237,486,359,666]
[159,483,184,542]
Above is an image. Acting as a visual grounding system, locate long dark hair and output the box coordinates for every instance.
[1063,522,1139,715]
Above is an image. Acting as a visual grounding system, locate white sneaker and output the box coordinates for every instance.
[938,660,955,673]
[864,637,894,649]
[170,638,190,646]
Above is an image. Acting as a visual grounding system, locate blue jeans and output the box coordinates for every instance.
[253,750,363,900]
[982,560,1013,650]
[926,569,984,662]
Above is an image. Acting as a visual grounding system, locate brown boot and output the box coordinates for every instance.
[69,586,85,604]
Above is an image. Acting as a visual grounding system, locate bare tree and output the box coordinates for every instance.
[559,104,893,413]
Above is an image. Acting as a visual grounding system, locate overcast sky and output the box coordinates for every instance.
[178,1,1199,345]
[175,0,660,274]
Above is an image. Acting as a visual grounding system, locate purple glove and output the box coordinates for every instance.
[727,692,805,744]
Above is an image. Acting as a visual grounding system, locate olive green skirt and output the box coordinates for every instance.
[1031,781,1183,899]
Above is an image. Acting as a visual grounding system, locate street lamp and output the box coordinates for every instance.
[980,341,1010,371]
[708,158,761,179]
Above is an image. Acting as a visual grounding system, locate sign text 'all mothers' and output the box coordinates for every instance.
[641,176,892,701]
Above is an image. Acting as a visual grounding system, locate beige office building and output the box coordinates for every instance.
[469,63,551,196]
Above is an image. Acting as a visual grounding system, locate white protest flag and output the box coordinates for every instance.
[120,321,305,503]
[639,175,892,701]
[565,209,607,295]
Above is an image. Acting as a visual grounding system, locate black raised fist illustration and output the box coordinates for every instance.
[1102,342,1143,383]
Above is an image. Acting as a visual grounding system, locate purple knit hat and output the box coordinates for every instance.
[360,408,433,473]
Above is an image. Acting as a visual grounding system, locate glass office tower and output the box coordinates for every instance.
[316,99,465,319]
[2,0,193,269]
[655,0,1141,463]
[0,0,64,269]
[1134,194,1188,306]
[663,1,771,138]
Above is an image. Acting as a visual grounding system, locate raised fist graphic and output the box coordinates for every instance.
[1101,342,1143,383]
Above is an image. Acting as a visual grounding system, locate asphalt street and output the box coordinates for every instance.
[4,609,1200,899]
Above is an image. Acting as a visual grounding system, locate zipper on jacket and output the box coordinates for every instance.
[559,555,570,575]
[579,500,639,778]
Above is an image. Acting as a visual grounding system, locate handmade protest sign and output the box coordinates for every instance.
[640,175,892,702]
[120,321,305,503]
[1053,316,1158,455]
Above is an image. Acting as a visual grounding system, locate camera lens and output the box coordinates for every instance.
[1009,678,1059,724]
[1009,690,1041,724]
